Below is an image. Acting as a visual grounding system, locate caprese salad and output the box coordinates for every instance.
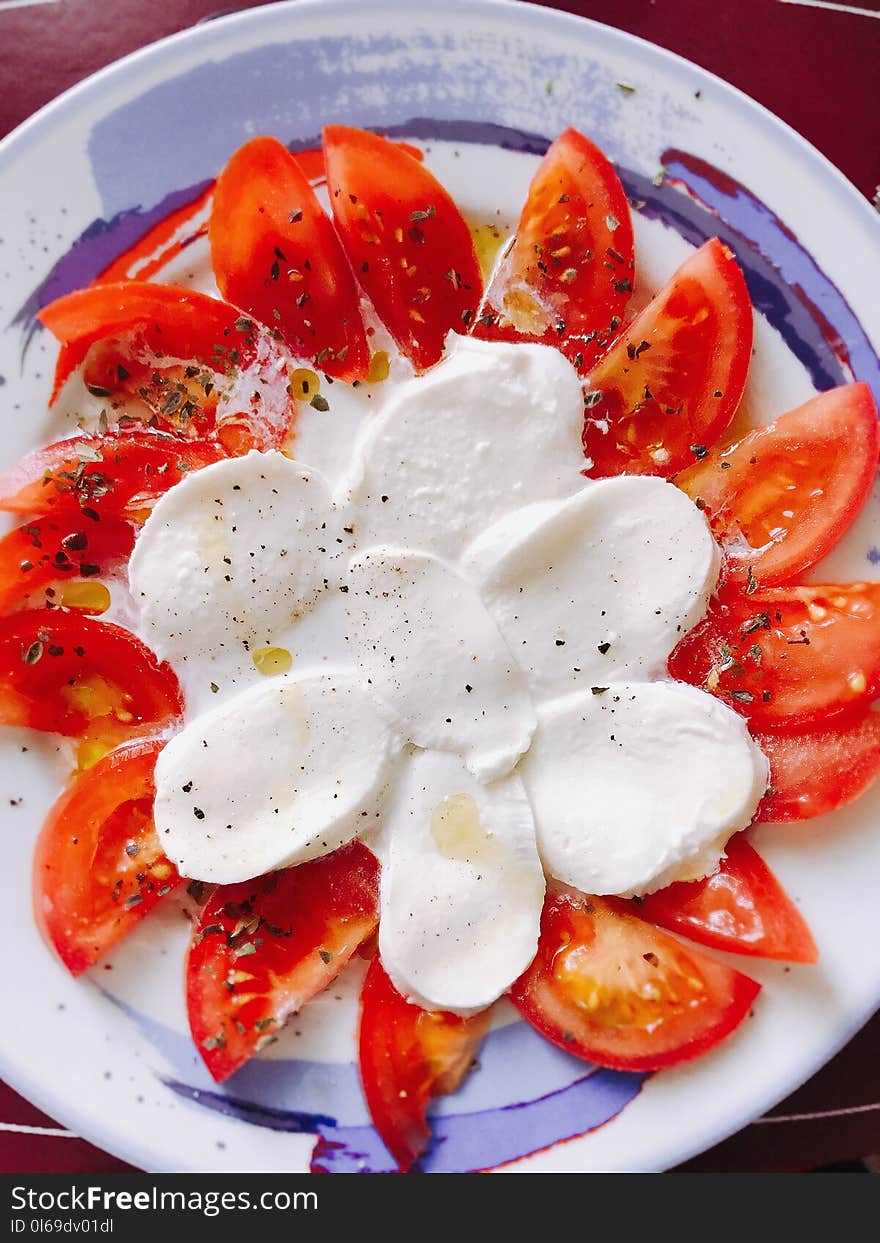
[3,125,879,1173]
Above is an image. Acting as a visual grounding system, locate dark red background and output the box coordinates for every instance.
[1,0,878,1175]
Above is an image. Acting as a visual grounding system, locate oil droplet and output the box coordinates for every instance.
[469,220,510,281]
[431,792,503,865]
[252,646,293,676]
[366,351,390,384]
[60,580,112,614]
[290,368,320,401]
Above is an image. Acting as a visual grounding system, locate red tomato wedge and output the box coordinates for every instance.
[473,126,634,374]
[209,136,370,381]
[0,608,183,740]
[33,738,179,976]
[0,431,224,519]
[638,836,817,963]
[358,956,490,1172]
[755,711,880,822]
[291,141,424,185]
[510,887,759,1072]
[583,238,753,478]
[668,582,880,727]
[39,281,258,405]
[323,125,483,370]
[0,505,134,616]
[678,383,879,586]
[187,842,379,1083]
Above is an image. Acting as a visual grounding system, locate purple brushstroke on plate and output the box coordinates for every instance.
[163,1065,643,1174]
[8,181,213,353]
[98,985,645,1172]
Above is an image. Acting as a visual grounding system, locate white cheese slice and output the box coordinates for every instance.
[519,681,769,898]
[153,670,397,883]
[344,547,535,781]
[129,450,348,707]
[376,749,545,1015]
[462,476,719,701]
[338,333,585,562]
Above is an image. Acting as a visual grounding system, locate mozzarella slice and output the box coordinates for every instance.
[345,548,535,782]
[339,334,585,561]
[519,681,769,897]
[129,450,348,704]
[463,476,719,701]
[153,670,397,883]
[377,749,545,1014]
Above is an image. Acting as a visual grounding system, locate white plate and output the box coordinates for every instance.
[1,0,879,1174]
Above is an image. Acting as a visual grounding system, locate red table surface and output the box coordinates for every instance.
[1,0,879,1176]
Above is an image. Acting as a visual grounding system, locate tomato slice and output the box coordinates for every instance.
[291,140,424,185]
[755,711,880,822]
[209,136,370,381]
[637,836,817,963]
[0,431,223,520]
[583,238,752,477]
[323,125,483,370]
[0,505,134,616]
[472,126,634,374]
[0,608,183,740]
[677,383,879,586]
[39,282,258,405]
[668,582,880,727]
[358,956,490,1172]
[33,738,179,976]
[187,842,379,1083]
[510,887,759,1072]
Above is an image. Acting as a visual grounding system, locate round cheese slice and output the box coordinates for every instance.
[153,669,397,883]
[519,680,769,897]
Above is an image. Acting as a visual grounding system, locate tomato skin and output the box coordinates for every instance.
[637,836,817,963]
[323,125,483,371]
[0,431,224,519]
[39,282,258,404]
[755,712,880,822]
[33,739,179,976]
[209,136,370,381]
[583,238,753,478]
[187,842,379,1083]
[0,505,134,616]
[677,383,879,586]
[510,887,760,1073]
[668,582,880,727]
[473,126,634,374]
[0,608,183,739]
[358,956,490,1172]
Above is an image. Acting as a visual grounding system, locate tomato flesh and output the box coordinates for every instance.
[583,238,752,477]
[638,836,817,962]
[510,887,759,1072]
[210,135,370,381]
[358,956,490,1172]
[33,739,179,975]
[669,582,880,727]
[677,383,879,586]
[187,842,380,1083]
[756,711,880,822]
[39,282,258,403]
[0,505,133,616]
[473,126,634,374]
[323,125,483,370]
[0,608,183,741]
[0,431,223,519]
